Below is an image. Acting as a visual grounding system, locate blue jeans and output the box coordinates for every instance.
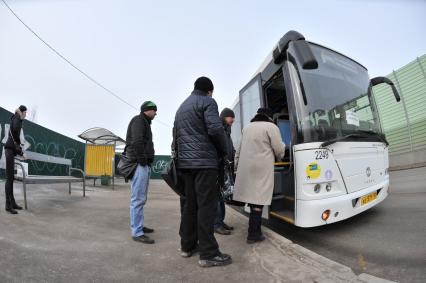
[130,165,151,237]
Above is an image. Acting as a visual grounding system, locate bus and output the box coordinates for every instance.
[231,31,400,227]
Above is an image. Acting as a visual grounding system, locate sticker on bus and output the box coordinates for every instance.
[306,162,321,179]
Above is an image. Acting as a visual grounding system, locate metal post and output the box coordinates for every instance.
[23,181,27,210]
[416,57,426,81]
[68,166,71,195]
[112,142,116,190]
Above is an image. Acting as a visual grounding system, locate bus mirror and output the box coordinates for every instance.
[293,40,318,70]
[370,77,401,102]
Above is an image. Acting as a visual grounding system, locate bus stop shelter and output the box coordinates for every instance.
[78,127,125,189]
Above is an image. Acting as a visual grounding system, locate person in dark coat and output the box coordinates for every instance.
[174,76,232,267]
[214,108,236,235]
[125,101,157,244]
[4,105,27,214]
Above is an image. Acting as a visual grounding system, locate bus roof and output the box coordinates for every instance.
[252,41,368,80]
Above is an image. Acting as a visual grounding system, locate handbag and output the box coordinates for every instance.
[221,161,245,206]
[117,151,138,180]
[161,158,184,197]
[7,129,23,154]
[161,127,185,197]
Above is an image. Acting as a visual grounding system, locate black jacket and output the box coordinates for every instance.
[125,113,155,166]
[223,124,235,163]
[5,113,23,156]
[174,90,227,169]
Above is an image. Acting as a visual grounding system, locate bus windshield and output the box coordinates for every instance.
[288,43,383,144]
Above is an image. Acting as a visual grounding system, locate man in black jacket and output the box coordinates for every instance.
[174,77,232,267]
[214,108,236,235]
[4,105,27,214]
[125,101,157,244]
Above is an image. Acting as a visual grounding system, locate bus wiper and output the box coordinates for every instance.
[320,133,366,147]
[356,130,389,146]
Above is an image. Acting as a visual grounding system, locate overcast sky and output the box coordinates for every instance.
[1,0,425,154]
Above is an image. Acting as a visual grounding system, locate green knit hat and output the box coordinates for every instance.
[141,101,157,112]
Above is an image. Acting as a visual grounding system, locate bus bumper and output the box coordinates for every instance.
[295,178,389,227]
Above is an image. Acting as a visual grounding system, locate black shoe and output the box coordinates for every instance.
[199,253,232,267]
[223,223,234,231]
[12,203,23,210]
[181,246,199,258]
[142,227,154,233]
[214,227,231,235]
[132,235,155,244]
[247,234,266,244]
[5,207,18,215]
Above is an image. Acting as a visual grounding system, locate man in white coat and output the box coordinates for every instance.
[233,108,285,244]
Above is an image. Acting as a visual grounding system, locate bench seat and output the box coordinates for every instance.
[14,151,86,210]
[15,175,84,184]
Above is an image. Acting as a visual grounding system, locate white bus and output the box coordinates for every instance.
[232,31,400,227]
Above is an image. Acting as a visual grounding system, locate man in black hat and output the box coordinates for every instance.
[214,108,236,235]
[125,101,157,244]
[173,77,232,267]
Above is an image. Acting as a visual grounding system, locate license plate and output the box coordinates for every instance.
[360,191,377,206]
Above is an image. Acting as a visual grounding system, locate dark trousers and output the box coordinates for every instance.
[248,204,263,239]
[179,169,219,260]
[4,148,17,208]
[214,199,225,229]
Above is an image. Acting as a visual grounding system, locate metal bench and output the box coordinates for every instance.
[14,151,86,209]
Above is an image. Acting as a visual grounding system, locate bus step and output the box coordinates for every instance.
[270,209,295,225]
[272,194,294,202]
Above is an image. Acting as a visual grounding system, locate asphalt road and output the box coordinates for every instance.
[264,167,426,283]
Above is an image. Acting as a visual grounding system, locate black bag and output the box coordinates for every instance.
[221,161,245,206]
[161,127,184,197]
[117,152,138,180]
[7,130,22,154]
[161,158,184,197]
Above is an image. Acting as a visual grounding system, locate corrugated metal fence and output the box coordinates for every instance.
[373,54,426,168]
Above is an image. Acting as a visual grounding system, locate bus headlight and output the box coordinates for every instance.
[314,184,321,193]
[326,183,332,192]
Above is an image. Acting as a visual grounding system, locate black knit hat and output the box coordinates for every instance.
[19,105,27,112]
[141,101,157,112]
[220,108,235,119]
[194,76,214,92]
[257,107,273,119]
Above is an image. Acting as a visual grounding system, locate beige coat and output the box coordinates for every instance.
[233,121,285,205]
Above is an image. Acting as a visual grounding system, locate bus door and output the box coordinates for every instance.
[263,69,296,224]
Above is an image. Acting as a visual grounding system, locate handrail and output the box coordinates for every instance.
[274,162,292,166]
[14,160,27,180]
[70,167,85,178]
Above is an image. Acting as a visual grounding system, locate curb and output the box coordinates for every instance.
[226,206,396,283]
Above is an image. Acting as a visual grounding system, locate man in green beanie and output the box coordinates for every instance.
[125,101,157,244]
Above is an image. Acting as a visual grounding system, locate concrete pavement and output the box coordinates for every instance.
[0,179,393,282]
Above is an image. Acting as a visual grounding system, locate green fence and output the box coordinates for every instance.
[150,155,171,179]
[373,55,426,155]
[0,106,85,178]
